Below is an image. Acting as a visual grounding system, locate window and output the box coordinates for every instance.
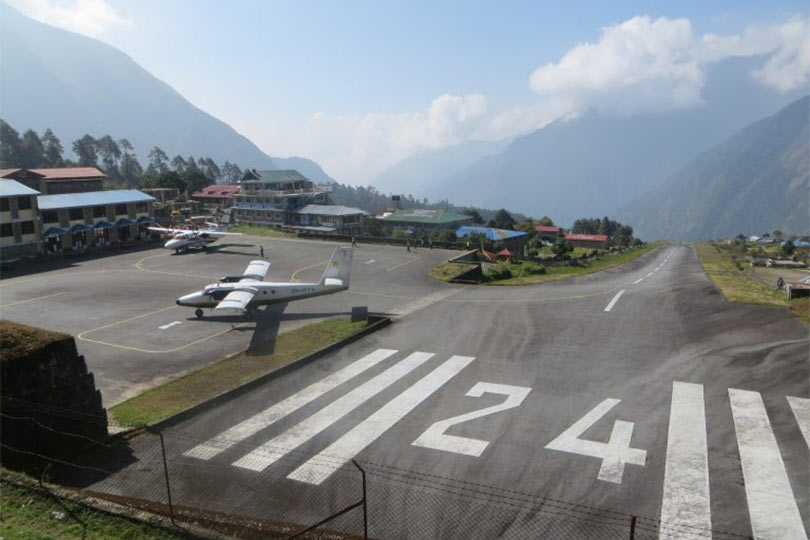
[136,202,148,212]
[0,198,8,212]
[17,197,31,210]
[114,204,127,216]
[21,221,34,235]
[42,210,59,223]
[93,206,106,218]
[69,208,84,220]
[0,223,12,237]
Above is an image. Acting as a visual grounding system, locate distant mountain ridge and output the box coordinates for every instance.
[404,57,804,226]
[618,96,809,240]
[0,2,335,180]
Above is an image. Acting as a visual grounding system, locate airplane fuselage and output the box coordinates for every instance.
[176,281,347,309]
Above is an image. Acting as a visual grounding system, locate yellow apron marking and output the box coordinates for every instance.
[0,291,67,308]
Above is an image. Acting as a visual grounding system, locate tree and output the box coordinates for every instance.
[118,139,142,187]
[183,168,209,194]
[782,240,795,257]
[461,208,485,225]
[536,216,554,226]
[200,157,221,183]
[493,209,515,230]
[170,155,187,174]
[222,161,242,183]
[72,135,98,167]
[553,238,573,258]
[143,170,186,192]
[96,135,121,179]
[148,146,169,175]
[19,129,46,167]
[42,129,64,167]
[773,230,783,240]
[0,120,22,168]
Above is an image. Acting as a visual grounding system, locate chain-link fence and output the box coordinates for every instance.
[1,404,756,540]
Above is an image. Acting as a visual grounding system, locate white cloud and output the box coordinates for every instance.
[255,94,488,184]
[6,0,129,38]
[529,15,810,116]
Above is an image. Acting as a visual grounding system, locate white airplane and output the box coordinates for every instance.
[176,246,353,319]
[148,223,243,253]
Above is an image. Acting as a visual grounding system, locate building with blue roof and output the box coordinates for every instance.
[37,189,155,253]
[456,226,528,255]
[0,179,42,260]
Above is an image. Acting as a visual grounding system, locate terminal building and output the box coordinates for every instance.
[378,209,472,233]
[293,204,367,235]
[0,180,42,259]
[232,170,331,227]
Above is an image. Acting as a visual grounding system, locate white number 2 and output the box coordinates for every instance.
[412,382,531,457]
[545,398,646,484]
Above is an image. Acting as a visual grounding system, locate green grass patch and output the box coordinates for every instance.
[110,318,367,427]
[484,244,659,286]
[429,262,474,282]
[229,225,298,238]
[0,478,183,540]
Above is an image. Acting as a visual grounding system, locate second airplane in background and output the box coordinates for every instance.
[149,222,243,253]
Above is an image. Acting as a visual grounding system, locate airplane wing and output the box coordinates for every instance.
[240,260,271,282]
[214,287,258,312]
[148,226,186,234]
[204,230,243,237]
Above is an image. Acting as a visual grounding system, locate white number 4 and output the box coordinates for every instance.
[545,398,646,484]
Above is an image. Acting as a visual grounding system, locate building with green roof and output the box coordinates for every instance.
[379,209,473,233]
[233,169,331,227]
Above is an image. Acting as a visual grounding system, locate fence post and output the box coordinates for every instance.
[629,515,636,540]
[352,460,368,540]
[156,431,176,524]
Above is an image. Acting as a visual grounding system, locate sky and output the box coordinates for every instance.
[5,0,809,184]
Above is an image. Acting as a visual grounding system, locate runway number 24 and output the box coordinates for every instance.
[411,385,646,484]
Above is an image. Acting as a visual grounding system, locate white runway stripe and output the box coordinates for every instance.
[633,278,643,285]
[647,272,654,277]
[787,396,810,448]
[232,351,436,471]
[729,389,807,540]
[184,348,398,460]
[604,290,626,312]
[287,355,475,485]
[659,382,711,540]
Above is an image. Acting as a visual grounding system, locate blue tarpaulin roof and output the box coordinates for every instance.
[37,190,154,210]
[456,226,527,241]
[115,218,134,226]
[69,223,92,233]
[93,221,114,229]
[43,227,67,236]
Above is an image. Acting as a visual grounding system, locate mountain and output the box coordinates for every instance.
[373,138,510,196]
[421,56,804,226]
[618,96,809,241]
[0,2,279,171]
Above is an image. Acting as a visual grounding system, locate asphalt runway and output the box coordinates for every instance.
[0,236,456,406]
[76,245,809,539]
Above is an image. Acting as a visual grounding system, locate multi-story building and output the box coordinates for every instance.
[232,170,331,227]
[293,204,367,235]
[1,167,106,195]
[0,180,42,260]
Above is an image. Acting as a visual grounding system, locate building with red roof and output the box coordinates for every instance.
[535,224,564,241]
[191,185,240,208]
[564,233,608,248]
[1,167,106,195]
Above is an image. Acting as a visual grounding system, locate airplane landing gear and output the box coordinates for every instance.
[195,308,204,319]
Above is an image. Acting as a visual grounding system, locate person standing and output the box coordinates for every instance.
[260,245,265,258]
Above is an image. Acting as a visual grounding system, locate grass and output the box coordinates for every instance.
[696,242,809,325]
[0,478,183,540]
[429,262,474,281]
[110,318,368,427]
[229,225,298,238]
[0,321,69,363]
[487,244,659,286]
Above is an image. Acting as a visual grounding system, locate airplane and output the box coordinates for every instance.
[176,246,353,319]
[148,222,243,253]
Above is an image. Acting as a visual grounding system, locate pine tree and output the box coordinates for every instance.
[42,128,64,167]
[0,120,22,168]
[72,135,99,167]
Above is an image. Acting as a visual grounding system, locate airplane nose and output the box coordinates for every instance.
[166,239,182,249]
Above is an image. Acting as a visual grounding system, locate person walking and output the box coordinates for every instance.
[406,240,411,253]
[351,235,357,247]
[259,245,265,258]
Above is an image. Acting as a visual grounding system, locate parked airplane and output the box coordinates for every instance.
[148,223,243,253]
[176,246,353,318]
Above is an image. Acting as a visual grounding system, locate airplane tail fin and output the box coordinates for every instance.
[319,246,353,289]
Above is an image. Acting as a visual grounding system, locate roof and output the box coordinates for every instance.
[1,167,107,181]
[380,209,471,225]
[243,169,310,183]
[37,190,155,210]
[192,185,240,198]
[564,233,608,242]
[535,225,563,233]
[0,180,40,197]
[296,204,367,216]
[456,226,528,241]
